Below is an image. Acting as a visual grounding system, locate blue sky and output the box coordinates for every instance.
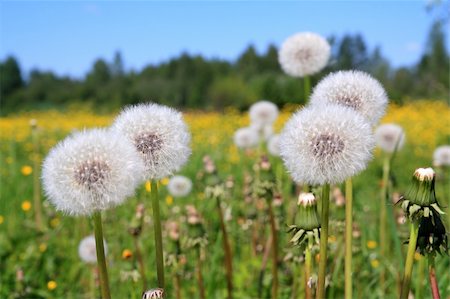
[0,1,447,78]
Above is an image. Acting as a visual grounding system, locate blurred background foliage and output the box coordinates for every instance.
[1,20,448,115]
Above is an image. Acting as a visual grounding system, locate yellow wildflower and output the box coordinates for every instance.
[21,165,32,176]
[0,215,3,224]
[145,181,151,192]
[122,249,133,260]
[166,195,174,205]
[367,240,377,249]
[47,280,57,290]
[21,201,32,212]
[414,252,422,261]
[39,243,47,253]
[160,177,169,185]
[371,259,380,268]
[50,217,60,228]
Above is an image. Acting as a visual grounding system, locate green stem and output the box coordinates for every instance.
[197,247,206,299]
[380,155,390,291]
[93,212,111,299]
[428,255,440,299]
[345,178,353,299]
[304,236,313,299]
[304,76,311,103]
[151,180,165,289]
[400,222,419,299]
[416,256,425,299]
[316,184,330,299]
[216,197,233,299]
[267,201,279,299]
[133,236,148,291]
[32,126,43,231]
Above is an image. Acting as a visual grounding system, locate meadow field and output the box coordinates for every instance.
[0,100,449,299]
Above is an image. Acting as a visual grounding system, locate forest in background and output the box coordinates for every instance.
[0,20,448,115]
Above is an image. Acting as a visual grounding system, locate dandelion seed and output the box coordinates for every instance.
[280,104,374,185]
[375,123,406,153]
[233,127,259,149]
[42,129,144,216]
[167,175,192,198]
[279,32,331,77]
[78,235,108,264]
[310,70,388,125]
[433,145,450,167]
[111,103,191,180]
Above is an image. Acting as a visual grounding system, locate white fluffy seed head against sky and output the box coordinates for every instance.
[278,32,331,77]
[111,103,191,180]
[280,103,375,185]
[42,128,144,216]
[310,70,388,125]
[375,123,406,153]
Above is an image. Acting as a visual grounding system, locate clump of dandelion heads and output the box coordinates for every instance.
[279,104,374,185]
[249,100,279,127]
[433,145,450,167]
[233,127,259,149]
[42,129,144,216]
[111,103,191,180]
[310,70,388,125]
[375,123,406,153]
[267,134,281,157]
[167,175,192,198]
[278,32,331,77]
[78,235,108,264]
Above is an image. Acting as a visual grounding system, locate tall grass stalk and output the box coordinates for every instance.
[93,212,111,299]
[197,247,206,299]
[345,178,353,299]
[316,183,330,299]
[304,236,313,299]
[400,221,419,299]
[31,123,43,231]
[150,180,165,289]
[379,154,390,291]
[267,200,279,299]
[133,236,148,291]
[216,196,233,299]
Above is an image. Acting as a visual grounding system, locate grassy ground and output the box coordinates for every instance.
[1,100,449,298]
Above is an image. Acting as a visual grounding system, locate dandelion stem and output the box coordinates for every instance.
[344,178,353,299]
[400,221,419,299]
[304,236,313,299]
[316,183,330,299]
[380,154,390,291]
[216,197,233,299]
[428,255,440,299]
[31,125,43,231]
[133,236,148,291]
[93,212,111,299]
[304,75,311,103]
[416,256,425,299]
[150,180,165,289]
[267,200,279,299]
[197,246,206,299]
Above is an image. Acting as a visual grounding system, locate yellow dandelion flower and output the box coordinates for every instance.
[145,180,151,192]
[160,177,170,185]
[0,215,4,224]
[166,195,174,205]
[371,259,380,268]
[367,240,377,249]
[414,252,422,261]
[122,249,133,260]
[39,243,47,253]
[21,165,33,176]
[50,217,60,228]
[47,280,57,290]
[21,201,32,212]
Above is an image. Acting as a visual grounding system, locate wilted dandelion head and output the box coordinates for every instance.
[42,129,144,216]
[280,104,374,185]
[167,175,192,197]
[267,134,281,157]
[233,127,259,149]
[111,103,191,180]
[374,123,405,153]
[278,32,330,77]
[310,70,388,125]
[249,101,279,127]
[78,235,107,264]
[433,145,450,167]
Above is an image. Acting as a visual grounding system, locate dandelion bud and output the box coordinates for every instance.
[142,288,164,299]
[288,193,321,248]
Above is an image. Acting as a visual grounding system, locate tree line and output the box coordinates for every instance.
[1,21,448,114]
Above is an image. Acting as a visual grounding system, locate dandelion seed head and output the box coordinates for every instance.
[280,104,374,185]
[167,175,192,197]
[375,123,406,153]
[78,235,107,264]
[42,129,144,216]
[433,145,450,167]
[310,71,388,125]
[112,103,191,180]
[249,101,279,127]
[234,127,259,149]
[278,32,330,77]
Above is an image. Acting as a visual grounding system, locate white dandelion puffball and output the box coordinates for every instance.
[433,145,450,167]
[234,127,259,149]
[78,235,108,264]
[375,123,406,153]
[278,32,331,77]
[111,103,191,180]
[167,175,193,197]
[250,123,273,141]
[249,101,279,127]
[280,104,374,185]
[267,134,281,157]
[42,129,144,216]
[310,70,388,125]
